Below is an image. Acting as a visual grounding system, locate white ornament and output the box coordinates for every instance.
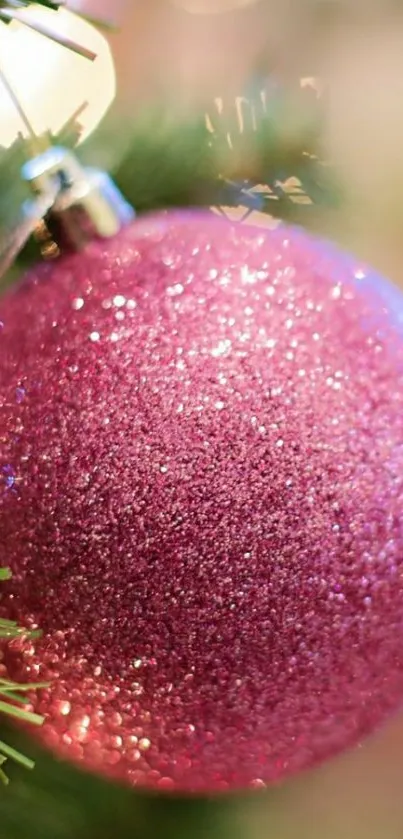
[0,5,115,148]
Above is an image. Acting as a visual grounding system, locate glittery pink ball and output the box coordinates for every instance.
[1,211,403,793]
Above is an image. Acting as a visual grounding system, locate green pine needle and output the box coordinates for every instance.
[0,567,48,783]
[0,740,35,771]
[0,754,9,786]
[0,680,49,694]
[0,702,44,727]
[0,689,30,705]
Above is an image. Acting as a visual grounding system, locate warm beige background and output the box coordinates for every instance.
[77,0,403,290]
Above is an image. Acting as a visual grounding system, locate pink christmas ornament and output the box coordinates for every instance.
[1,211,403,793]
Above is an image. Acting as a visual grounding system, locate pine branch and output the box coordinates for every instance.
[0,568,47,784]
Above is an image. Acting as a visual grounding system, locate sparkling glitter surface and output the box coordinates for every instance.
[1,212,403,793]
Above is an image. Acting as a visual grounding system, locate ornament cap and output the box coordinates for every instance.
[22,145,134,254]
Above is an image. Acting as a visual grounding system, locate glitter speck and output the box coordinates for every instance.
[241,266,254,284]
[72,297,84,311]
[139,738,151,752]
[89,331,100,343]
[167,283,184,297]
[211,339,231,358]
[1,465,15,490]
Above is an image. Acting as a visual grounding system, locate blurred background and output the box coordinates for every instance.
[75,0,403,283]
[2,1,403,837]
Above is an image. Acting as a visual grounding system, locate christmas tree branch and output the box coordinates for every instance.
[0,567,47,784]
